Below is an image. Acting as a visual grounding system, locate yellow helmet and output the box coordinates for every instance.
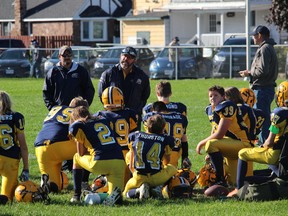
[240,88,256,107]
[162,176,192,199]
[60,171,69,190]
[275,81,288,107]
[15,181,48,203]
[101,86,124,110]
[176,169,198,188]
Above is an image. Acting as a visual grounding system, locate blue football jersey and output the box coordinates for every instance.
[143,102,187,116]
[69,116,123,161]
[206,100,249,143]
[143,111,188,151]
[129,131,175,174]
[34,105,73,147]
[94,109,138,149]
[0,111,24,159]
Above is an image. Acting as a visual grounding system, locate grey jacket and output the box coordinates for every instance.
[249,38,278,89]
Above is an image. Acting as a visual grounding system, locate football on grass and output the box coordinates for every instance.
[204,185,229,197]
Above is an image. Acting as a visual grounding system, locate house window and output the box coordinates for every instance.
[209,14,217,32]
[2,22,13,36]
[137,31,150,45]
[81,20,107,41]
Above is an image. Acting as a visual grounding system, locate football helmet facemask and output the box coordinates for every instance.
[197,162,217,187]
[275,81,288,107]
[162,176,192,199]
[101,86,124,110]
[240,88,256,108]
[15,181,50,203]
[176,169,198,188]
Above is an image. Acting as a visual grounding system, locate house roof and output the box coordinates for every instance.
[0,0,132,22]
[162,0,272,12]
[118,11,170,21]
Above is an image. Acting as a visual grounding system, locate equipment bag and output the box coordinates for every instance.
[237,180,279,201]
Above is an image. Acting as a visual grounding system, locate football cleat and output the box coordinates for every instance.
[136,183,150,200]
[240,88,256,108]
[101,86,124,110]
[70,195,81,204]
[102,187,122,206]
[275,81,288,107]
[41,174,50,194]
[150,185,163,199]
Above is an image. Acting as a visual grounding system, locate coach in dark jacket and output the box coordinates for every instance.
[43,45,95,111]
[98,46,150,128]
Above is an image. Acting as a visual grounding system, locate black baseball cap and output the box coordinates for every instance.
[59,45,73,56]
[250,25,270,36]
[173,36,179,42]
[121,46,137,58]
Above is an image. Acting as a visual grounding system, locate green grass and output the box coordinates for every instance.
[1,78,288,215]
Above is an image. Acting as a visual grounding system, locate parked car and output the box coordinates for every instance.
[0,49,31,77]
[44,46,98,75]
[0,39,26,55]
[212,37,257,78]
[149,46,213,79]
[93,47,154,77]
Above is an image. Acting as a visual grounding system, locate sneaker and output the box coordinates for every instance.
[227,188,238,197]
[70,196,81,203]
[81,182,91,191]
[136,183,150,200]
[102,187,122,206]
[41,174,50,194]
[150,185,163,199]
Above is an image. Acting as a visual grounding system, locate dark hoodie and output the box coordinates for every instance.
[249,38,278,89]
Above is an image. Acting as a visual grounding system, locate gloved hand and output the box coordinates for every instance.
[19,169,29,182]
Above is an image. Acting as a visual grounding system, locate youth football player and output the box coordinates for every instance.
[196,85,251,187]
[227,81,288,197]
[123,114,177,199]
[95,86,138,185]
[69,106,125,205]
[0,91,29,202]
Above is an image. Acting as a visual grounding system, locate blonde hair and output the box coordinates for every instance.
[0,91,12,115]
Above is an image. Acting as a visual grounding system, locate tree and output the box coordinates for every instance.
[266,0,288,31]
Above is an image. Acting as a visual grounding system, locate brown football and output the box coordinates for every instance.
[204,185,229,197]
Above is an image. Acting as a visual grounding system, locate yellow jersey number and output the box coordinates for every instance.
[135,141,161,170]
[164,122,183,148]
[0,124,14,150]
[44,106,73,124]
[94,122,116,145]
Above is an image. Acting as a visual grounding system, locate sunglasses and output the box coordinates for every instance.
[61,54,72,58]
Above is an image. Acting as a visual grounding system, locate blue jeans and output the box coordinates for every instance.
[253,86,275,144]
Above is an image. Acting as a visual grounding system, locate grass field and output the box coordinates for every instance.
[1,78,288,216]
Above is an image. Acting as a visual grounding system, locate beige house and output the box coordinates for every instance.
[120,0,286,46]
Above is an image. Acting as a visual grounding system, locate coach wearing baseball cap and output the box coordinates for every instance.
[43,45,95,110]
[98,46,150,129]
[239,25,278,145]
